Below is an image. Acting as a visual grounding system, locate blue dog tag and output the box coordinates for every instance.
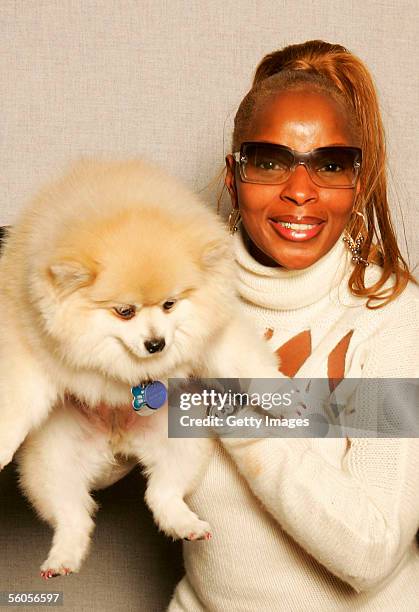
[131,385,147,411]
[144,381,167,409]
[131,381,167,414]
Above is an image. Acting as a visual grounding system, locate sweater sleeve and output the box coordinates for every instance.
[221,298,419,593]
[220,435,419,593]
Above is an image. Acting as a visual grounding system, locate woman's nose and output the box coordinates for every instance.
[279,164,318,206]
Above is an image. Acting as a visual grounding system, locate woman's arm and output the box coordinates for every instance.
[220,435,419,593]
[221,297,419,593]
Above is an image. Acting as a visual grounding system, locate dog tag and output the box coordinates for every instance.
[144,381,167,409]
[131,381,167,416]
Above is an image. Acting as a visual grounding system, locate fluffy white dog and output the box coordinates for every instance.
[0,160,280,578]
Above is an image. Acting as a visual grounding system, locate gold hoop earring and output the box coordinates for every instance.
[228,208,241,235]
[343,210,369,266]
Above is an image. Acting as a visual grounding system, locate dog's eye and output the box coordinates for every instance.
[162,299,177,311]
[114,305,136,320]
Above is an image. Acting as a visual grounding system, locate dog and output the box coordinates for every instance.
[0,159,280,578]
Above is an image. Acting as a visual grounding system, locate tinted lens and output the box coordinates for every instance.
[310,147,360,187]
[241,143,293,183]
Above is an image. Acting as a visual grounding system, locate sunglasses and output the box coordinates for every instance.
[233,142,362,188]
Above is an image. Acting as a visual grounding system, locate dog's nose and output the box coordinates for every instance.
[144,338,166,354]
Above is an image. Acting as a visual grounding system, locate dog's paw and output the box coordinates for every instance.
[184,527,212,542]
[149,494,212,542]
[170,516,212,542]
[40,567,72,580]
[38,522,93,580]
[40,556,78,580]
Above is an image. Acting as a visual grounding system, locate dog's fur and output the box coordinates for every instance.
[0,159,279,577]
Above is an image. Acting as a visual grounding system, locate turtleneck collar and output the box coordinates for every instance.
[233,227,352,311]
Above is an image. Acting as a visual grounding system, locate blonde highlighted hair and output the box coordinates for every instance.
[229,40,415,307]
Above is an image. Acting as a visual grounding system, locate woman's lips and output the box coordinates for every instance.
[268,216,325,242]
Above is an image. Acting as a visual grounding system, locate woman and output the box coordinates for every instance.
[169,40,419,611]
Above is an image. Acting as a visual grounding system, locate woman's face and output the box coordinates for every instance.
[225,89,361,269]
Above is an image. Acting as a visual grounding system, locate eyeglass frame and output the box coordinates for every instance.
[233,141,362,189]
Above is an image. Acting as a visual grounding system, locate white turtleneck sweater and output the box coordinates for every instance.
[168,232,419,612]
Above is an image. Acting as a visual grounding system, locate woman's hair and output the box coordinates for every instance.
[230,40,415,308]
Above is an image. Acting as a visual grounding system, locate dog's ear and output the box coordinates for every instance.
[200,237,232,270]
[47,259,97,296]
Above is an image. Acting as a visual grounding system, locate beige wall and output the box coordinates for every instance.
[1,0,418,267]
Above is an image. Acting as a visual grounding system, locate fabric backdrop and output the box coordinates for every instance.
[1,0,418,268]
